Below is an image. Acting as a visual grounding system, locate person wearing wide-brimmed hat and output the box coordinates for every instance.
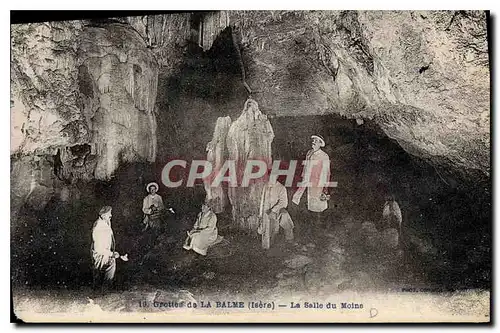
[142,182,165,231]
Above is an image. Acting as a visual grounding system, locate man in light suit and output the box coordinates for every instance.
[91,206,127,292]
[292,135,332,233]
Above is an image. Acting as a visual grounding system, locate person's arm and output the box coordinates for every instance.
[320,155,331,195]
[207,213,217,230]
[143,197,152,214]
[198,212,216,231]
[192,213,202,231]
[270,185,288,214]
[157,195,164,211]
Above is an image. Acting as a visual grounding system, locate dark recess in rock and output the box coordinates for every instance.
[419,64,430,74]
[70,144,91,167]
[78,65,93,98]
[53,148,63,179]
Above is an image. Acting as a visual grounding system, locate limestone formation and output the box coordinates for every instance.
[11,21,159,212]
[226,98,274,229]
[79,22,159,179]
[204,116,231,213]
[227,10,489,177]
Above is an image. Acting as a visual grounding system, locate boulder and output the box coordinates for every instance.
[284,254,313,269]
[381,228,399,249]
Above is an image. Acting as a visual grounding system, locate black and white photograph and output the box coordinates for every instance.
[9,10,491,323]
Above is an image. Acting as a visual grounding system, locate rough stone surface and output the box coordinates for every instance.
[120,14,192,71]
[11,21,85,155]
[79,23,158,179]
[227,10,489,177]
[11,21,159,212]
[381,228,400,249]
[284,254,313,269]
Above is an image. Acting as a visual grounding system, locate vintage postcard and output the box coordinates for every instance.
[10,10,490,323]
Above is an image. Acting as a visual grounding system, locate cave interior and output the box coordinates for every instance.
[11,15,491,298]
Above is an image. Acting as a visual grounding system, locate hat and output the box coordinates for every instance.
[146,182,159,192]
[311,135,326,147]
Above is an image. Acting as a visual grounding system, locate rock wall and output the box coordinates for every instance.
[11,21,159,213]
[10,11,490,213]
[227,10,489,178]
[11,21,86,155]
[79,23,158,179]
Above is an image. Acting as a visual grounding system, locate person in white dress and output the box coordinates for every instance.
[183,200,221,256]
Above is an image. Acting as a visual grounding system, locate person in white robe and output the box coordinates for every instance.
[258,179,294,249]
[183,201,221,256]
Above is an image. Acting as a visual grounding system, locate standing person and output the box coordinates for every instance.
[381,194,403,235]
[142,182,169,231]
[91,206,127,292]
[292,135,331,232]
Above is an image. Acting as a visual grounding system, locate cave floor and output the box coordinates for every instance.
[12,213,490,322]
[13,209,467,319]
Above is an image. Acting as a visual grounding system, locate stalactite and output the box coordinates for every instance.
[230,27,252,96]
[205,116,232,213]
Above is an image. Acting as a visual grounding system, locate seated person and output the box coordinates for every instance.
[142,182,174,231]
[183,200,221,256]
[258,176,294,249]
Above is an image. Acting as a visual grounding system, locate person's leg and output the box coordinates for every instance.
[279,211,294,242]
[102,258,116,293]
[92,266,101,291]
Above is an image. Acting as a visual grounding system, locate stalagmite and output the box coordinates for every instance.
[204,116,231,213]
[226,99,274,230]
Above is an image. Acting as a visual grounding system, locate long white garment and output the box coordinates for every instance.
[183,211,218,256]
[259,182,294,249]
[91,218,115,270]
[293,148,331,212]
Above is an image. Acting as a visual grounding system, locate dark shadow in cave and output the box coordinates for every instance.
[155,26,249,164]
[270,114,491,290]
